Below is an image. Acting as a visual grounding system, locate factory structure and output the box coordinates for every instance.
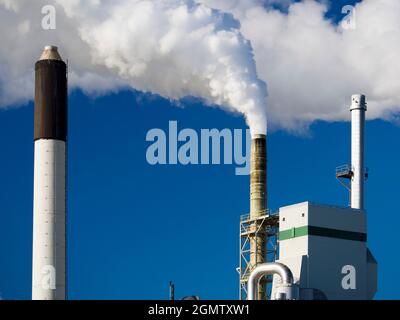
[30,46,377,300]
[240,95,377,300]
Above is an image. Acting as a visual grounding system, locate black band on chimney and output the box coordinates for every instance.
[34,59,68,141]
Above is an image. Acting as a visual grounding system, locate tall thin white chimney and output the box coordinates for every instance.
[350,94,366,210]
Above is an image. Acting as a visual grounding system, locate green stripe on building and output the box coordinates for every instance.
[279,226,367,242]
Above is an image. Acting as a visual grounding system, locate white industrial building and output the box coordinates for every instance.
[272,202,377,300]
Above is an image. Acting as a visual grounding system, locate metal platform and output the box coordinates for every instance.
[238,210,279,300]
[336,164,369,206]
[336,164,353,179]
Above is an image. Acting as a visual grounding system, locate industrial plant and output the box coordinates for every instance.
[239,94,377,300]
[31,46,377,301]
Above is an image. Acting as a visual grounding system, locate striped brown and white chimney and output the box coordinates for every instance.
[32,46,67,300]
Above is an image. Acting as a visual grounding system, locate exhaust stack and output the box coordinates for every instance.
[350,94,366,210]
[250,134,267,215]
[249,134,267,299]
[32,46,67,300]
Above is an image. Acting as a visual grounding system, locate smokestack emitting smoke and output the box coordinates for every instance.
[250,135,267,214]
[350,94,366,210]
[32,46,67,300]
[249,134,267,300]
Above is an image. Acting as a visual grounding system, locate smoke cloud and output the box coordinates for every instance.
[0,0,399,133]
[0,0,267,135]
[202,0,400,131]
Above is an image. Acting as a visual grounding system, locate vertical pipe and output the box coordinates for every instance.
[249,134,267,300]
[350,94,366,210]
[169,281,175,301]
[32,46,67,300]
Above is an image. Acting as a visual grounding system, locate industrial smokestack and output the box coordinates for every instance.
[350,94,366,210]
[249,134,267,300]
[32,46,67,300]
[250,134,267,214]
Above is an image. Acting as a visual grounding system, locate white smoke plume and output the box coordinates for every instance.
[0,0,267,135]
[0,0,400,133]
[202,0,400,131]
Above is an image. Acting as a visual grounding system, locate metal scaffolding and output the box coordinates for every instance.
[238,209,279,300]
[336,164,369,207]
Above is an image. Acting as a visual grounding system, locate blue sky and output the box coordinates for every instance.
[0,0,399,300]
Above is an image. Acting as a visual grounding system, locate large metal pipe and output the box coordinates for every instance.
[248,263,294,300]
[350,94,366,210]
[32,46,67,300]
[249,134,267,300]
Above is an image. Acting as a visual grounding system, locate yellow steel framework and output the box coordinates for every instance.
[238,209,279,300]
